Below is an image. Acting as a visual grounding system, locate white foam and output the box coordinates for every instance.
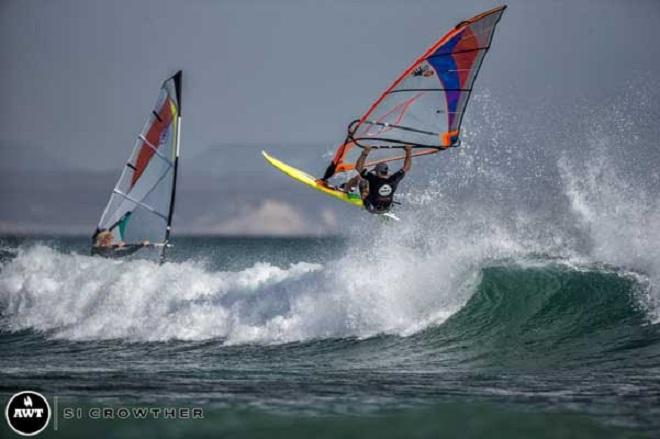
[2,84,659,342]
[0,218,520,345]
[0,245,325,342]
[559,151,660,320]
[1,166,656,344]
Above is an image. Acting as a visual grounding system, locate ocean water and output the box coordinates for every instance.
[0,232,659,438]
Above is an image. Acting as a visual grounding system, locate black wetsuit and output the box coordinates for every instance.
[91,244,146,258]
[360,169,405,213]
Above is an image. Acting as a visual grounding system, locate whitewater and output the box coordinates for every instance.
[3,84,660,344]
[2,85,660,436]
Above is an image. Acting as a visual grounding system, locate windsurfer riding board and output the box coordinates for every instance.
[340,145,412,214]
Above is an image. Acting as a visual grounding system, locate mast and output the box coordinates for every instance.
[160,70,182,264]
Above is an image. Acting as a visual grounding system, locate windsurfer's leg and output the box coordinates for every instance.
[341,175,362,193]
[359,179,369,200]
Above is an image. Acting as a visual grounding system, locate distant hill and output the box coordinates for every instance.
[0,141,70,172]
[0,142,355,236]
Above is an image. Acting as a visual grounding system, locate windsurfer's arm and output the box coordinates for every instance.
[355,146,372,175]
[402,145,412,173]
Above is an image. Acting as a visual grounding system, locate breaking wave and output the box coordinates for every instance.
[1,82,659,348]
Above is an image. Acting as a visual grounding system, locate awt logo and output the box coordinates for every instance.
[5,391,51,436]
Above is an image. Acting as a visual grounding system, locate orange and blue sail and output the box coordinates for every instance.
[323,6,506,180]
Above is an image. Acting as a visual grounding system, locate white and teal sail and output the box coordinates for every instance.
[95,71,182,262]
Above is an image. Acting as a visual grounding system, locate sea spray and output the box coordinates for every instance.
[1,82,660,344]
[0,245,323,342]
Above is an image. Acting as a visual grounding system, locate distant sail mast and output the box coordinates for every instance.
[323,6,506,180]
[160,70,182,264]
[95,71,182,262]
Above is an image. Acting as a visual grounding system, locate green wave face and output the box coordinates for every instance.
[418,263,656,369]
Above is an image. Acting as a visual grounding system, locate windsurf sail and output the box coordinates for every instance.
[322,6,506,180]
[94,71,182,262]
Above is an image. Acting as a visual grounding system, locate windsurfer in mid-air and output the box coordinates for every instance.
[91,229,151,258]
[342,145,412,214]
[263,7,505,218]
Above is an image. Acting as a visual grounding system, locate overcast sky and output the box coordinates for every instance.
[1,0,659,235]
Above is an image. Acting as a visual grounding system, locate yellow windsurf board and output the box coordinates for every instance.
[261,151,363,208]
